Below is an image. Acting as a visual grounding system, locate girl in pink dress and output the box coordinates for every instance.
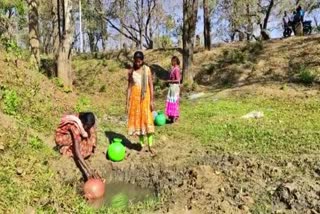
[165,56,181,123]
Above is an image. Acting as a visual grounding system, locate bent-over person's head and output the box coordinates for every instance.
[79,112,95,131]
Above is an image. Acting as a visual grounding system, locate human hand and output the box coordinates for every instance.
[88,170,102,180]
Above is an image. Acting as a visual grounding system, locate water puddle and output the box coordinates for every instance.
[89,182,156,209]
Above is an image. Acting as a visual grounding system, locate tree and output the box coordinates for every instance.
[258,0,274,40]
[97,0,164,49]
[182,0,199,85]
[82,0,108,52]
[52,0,60,54]
[203,0,211,50]
[56,0,74,89]
[27,0,40,67]
[203,0,216,50]
[0,0,26,40]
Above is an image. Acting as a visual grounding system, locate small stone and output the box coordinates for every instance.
[16,167,23,175]
[0,144,4,151]
[219,187,225,193]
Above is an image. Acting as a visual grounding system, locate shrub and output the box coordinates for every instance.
[297,67,316,85]
[2,89,21,115]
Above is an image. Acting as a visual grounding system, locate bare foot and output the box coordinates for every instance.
[148,145,157,157]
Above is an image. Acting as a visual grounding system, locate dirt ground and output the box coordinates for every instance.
[50,91,320,214]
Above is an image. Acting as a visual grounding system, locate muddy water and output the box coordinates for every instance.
[89,182,156,209]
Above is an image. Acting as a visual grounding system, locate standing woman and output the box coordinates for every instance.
[165,56,181,123]
[126,51,156,156]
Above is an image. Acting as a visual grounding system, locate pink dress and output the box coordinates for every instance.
[165,66,181,119]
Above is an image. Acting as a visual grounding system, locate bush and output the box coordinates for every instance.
[28,136,44,149]
[222,49,246,64]
[2,89,21,115]
[1,38,22,58]
[244,41,263,55]
[99,85,106,92]
[297,67,316,85]
[155,36,173,49]
[53,78,64,88]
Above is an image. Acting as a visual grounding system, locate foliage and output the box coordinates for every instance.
[1,89,21,116]
[222,49,246,64]
[0,0,27,40]
[243,41,263,55]
[75,96,91,112]
[28,135,44,149]
[107,60,122,73]
[0,0,26,15]
[82,0,108,52]
[297,66,316,85]
[155,35,173,49]
[99,85,106,92]
[1,38,22,58]
[53,78,64,88]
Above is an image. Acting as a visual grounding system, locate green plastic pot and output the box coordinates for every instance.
[112,138,122,144]
[107,138,126,162]
[155,111,166,126]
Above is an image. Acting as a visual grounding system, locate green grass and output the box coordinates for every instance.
[157,95,320,156]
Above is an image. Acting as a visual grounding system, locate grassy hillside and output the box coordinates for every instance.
[0,35,320,213]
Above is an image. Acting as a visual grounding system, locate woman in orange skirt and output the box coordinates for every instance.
[126,51,155,156]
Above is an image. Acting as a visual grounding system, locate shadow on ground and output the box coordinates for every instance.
[105,131,142,151]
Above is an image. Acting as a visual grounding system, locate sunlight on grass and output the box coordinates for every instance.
[159,96,320,156]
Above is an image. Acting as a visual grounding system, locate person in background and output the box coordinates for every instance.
[283,11,291,37]
[165,56,181,123]
[55,112,100,180]
[297,5,305,22]
[126,51,156,156]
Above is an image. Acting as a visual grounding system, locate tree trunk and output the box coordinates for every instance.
[79,0,83,53]
[27,0,40,68]
[182,0,198,85]
[87,32,95,52]
[52,0,60,55]
[149,24,153,49]
[101,24,108,52]
[263,0,274,30]
[203,0,211,50]
[57,0,73,89]
[246,4,252,41]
